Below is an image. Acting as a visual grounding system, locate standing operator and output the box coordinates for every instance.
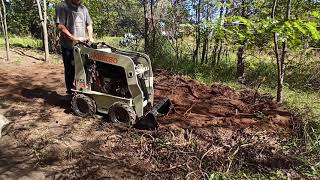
[56,0,93,96]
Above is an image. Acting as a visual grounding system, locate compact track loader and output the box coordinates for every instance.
[70,42,173,129]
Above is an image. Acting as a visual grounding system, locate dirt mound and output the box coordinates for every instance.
[0,57,298,179]
[154,69,292,131]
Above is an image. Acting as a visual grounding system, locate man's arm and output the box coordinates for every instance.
[55,3,79,42]
[57,24,79,41]
[85,7,94,42]
[87,24,93,42]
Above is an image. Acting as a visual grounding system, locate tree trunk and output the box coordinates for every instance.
[193,31,200,64]
[236,0,247,78]
[201,3,209,64]
[272,0,292,103]
[143,0,149,54]
[277,0,291,103]
[36,0,49,62]
[1,0,9,61]
[214,41,221,65]
[217,41,223,65]
[272,0,282,102]
[204,37,209,64]
[224,48,230,62]
[211,0,225,66]
[150,0,156,54]
[217,0,225,65]
[212,40,219,66]
[175,37,179,61]
[201,36,208,64]
[172,1,179,61]
[0,4,5,39]
[236,45,245,78]
[43,0,49,62]
[219,0,225,25]
[193,0,201,64]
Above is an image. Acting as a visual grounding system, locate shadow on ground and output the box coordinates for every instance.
[21,88,71,114]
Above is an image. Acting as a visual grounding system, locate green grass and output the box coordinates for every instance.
[0,35,42,49]
[209,170,293,180]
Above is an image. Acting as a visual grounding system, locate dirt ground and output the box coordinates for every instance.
[0,48,299,179]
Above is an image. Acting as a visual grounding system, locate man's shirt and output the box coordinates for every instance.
[56,1,92,49]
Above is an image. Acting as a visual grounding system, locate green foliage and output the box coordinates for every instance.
[82,0,144,36]
[222,14,320,51]
[4,0,145,37]
[303,22,320,40]
[245,55,277,86]
[97,36,122,47]
[5,0,40,36]
[151,33,177,68]
[286,58,320,90]
[310,11,320,19]
[153,37,237,83]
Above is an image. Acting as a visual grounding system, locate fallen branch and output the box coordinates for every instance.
[161,163,185,172]
[199,148,215,169]
[183,104,195,117]
[11,49,44,61]
[88,150,117,160]
[226,146,240,173]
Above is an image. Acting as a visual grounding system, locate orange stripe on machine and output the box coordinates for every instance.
[92,52,118,64]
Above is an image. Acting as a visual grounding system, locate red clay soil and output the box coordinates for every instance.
[0,54,299,179]
[154,69,292,132]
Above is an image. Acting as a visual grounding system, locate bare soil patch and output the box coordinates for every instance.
[0,49,299,179]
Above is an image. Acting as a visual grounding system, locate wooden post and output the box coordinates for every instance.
[1,0,9,61]
[36,0,50,62]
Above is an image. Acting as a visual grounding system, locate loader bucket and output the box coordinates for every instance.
[135,98,173,130]
[152,98,173,116]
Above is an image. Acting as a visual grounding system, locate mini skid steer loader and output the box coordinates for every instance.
[70,42,173,129]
